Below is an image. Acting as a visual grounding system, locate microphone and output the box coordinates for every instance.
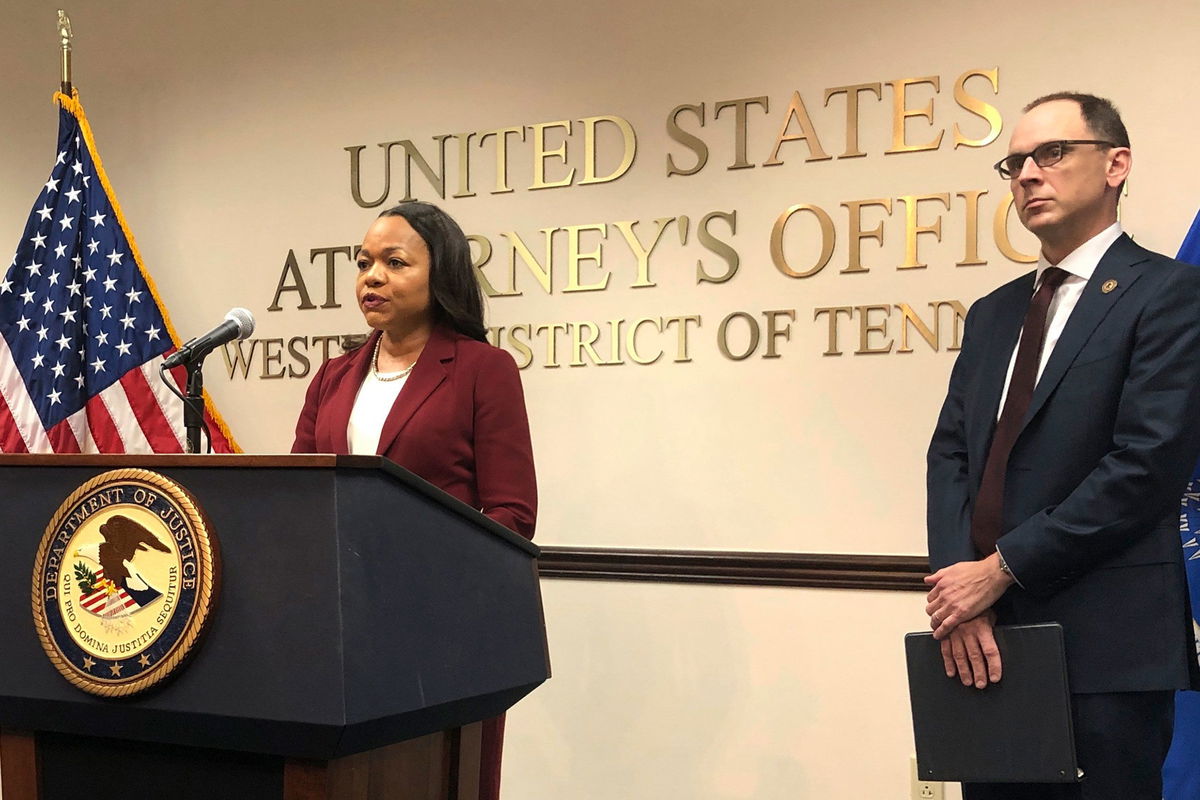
[163,308,255,369]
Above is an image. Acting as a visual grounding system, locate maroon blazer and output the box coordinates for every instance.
[292,325,537,539]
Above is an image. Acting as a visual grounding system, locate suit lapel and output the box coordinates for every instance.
[375,326,454,456]
[324,333,375,454]
[1023,234,1148,427]
[967,273,1035,462]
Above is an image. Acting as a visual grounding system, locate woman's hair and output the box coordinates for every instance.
[377,202,487,342]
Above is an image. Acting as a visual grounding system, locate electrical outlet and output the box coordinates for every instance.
[910,756,945,800]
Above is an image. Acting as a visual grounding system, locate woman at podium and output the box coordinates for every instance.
[292,201,537,798]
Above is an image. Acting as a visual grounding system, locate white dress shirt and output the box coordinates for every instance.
[997,222,1124,416]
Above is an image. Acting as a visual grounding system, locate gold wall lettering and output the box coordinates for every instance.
[769,190,1029,279]
[343,67,1001,205]
[229,299,969,380]
[244,66,1024,382]
[347,115,638,207]
[662,68,1002,175]
[813,301,966,356]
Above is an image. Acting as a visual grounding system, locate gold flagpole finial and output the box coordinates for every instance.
[57,10,73,95]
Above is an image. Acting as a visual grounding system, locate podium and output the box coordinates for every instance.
[0,454,549,799]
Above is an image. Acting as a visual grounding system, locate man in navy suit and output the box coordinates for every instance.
[924,92,1200,799]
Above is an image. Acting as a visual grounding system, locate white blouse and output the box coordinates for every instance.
[346,370,409,455]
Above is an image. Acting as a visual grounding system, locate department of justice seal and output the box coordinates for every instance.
[31,469,220,697]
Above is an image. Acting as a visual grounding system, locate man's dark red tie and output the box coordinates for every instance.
[971,266,1070,556]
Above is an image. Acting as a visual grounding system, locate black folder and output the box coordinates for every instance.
[905,623,1079,784]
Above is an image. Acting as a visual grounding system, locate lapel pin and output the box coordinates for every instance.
[1101,279,1118,294]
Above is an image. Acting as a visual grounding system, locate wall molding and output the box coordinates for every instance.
[537,547,929,591]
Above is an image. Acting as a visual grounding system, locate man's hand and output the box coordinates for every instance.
[924,552,1014,638]
[939,611,1002,688]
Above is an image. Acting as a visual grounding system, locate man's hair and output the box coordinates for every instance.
[1024,92,1130,148]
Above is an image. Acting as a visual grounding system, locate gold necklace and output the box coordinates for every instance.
[372,337,415,382]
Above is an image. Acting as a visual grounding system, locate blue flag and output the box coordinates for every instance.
[1164,207,1200,800]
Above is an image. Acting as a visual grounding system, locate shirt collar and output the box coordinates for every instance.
[1035,221,1123,284]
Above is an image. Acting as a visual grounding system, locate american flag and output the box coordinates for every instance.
[77,567,156,618]
[0,92,238,453]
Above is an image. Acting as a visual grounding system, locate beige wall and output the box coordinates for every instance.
[508,581,942,799]
[3,0,1199,796]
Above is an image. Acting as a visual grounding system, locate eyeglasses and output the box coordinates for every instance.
[993,140,1116,179]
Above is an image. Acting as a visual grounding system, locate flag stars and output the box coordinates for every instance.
[102,276,118,292]
[67,280,82,296]
[47,389,62,406]
[99,304,112,319]
[47,272,61,287]
[119,313,136,330]
[56,334,71,351]
[32,353,46,368]
[43,177,59,194]
[107,251,123,267]
[89,211,105,227]
[21,288,35,304]
[55,151,66,165]
[26,261,42,276]
[15,316,30,331]
[82,266,97,282]
[75,374,85,389]
[51,362,66,378]
[42,298,55,314]
[36,327,49,342]
[71,160,84,176]
[30,233,46,249]
[0,278,10,294]
[64,187,81,204]
[125,288,142,304]
[53,242,68,259]
[145,325,161,342]
[58,214,74,231]
[82,175,91,188]
[96,331,110,346]
[87,239,100,255]
[36,204,53,221]
[59,307,77,324]
[91,356,106,373]
[115,341,133,357]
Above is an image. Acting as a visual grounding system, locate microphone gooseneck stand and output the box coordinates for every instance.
[163,307,255,454]
[184,362,205,454]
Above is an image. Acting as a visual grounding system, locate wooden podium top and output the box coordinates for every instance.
[0,453,538,556]
[0,453,357,468]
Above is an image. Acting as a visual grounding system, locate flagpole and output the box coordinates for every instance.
[57,10,73,96]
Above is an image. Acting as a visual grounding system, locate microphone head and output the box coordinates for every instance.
[224,307,255,340]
